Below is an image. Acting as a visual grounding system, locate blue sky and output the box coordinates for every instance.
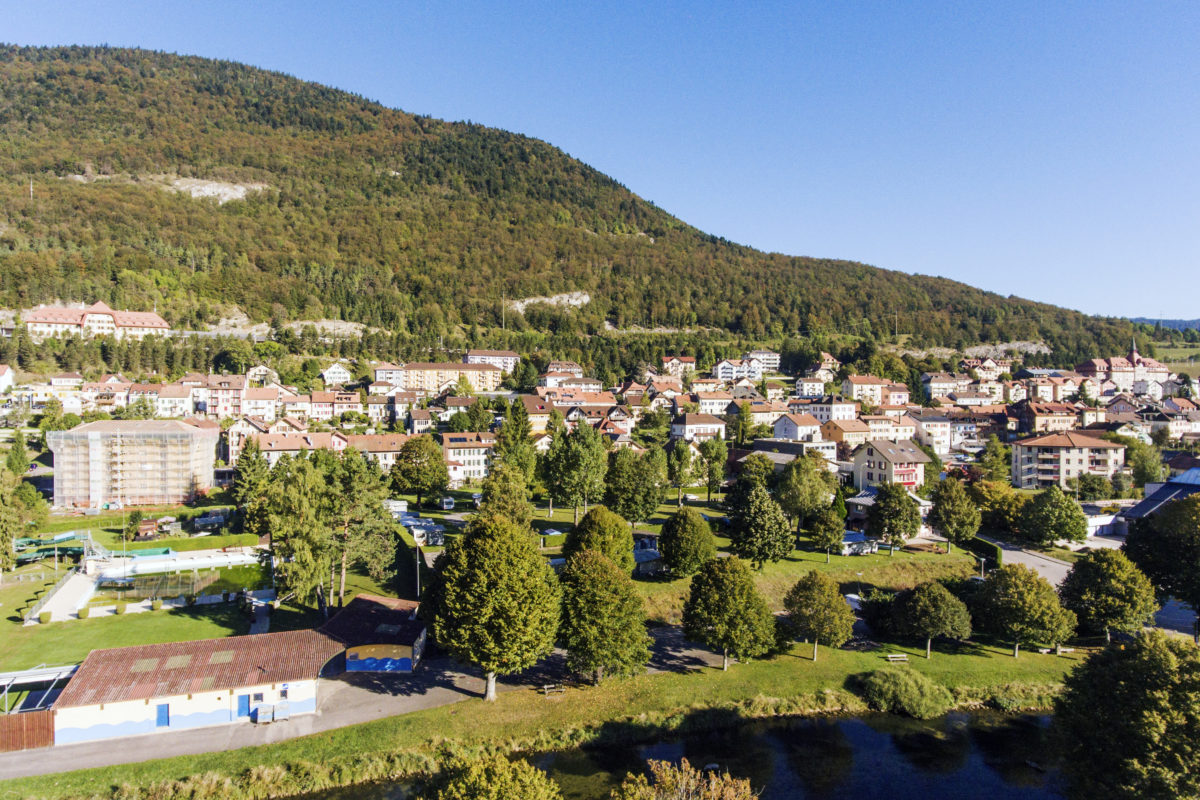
[3,1,1197,317]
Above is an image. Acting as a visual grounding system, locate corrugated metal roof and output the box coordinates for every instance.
[55,630,345,708]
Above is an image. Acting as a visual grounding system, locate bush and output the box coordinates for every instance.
[76,606,89,619]
[38,611,51,624]
[962,536,1003,567]
[186,594,198,606]
[861,666,953,719]
[859,588,899,635]
[151,598,163,610]
[115,602,127,615]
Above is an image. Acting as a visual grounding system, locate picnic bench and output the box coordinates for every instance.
[884,653,909,663]
[541,683,565,696]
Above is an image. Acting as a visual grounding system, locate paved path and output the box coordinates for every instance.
[35,572,93,622]
[0,629,721,781]
[248,601,270,634]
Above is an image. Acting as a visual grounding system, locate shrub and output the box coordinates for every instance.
[186,594,197,606]
[151,598,163,610]
[115,602,127,615]
[38,611,51,624]
[76,606,89,619]
[861,666,953,719]
[859,588,899,635]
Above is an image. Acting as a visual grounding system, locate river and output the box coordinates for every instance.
[301,712,1062,799]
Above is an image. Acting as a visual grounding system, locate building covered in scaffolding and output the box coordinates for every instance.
[47,420,220,508]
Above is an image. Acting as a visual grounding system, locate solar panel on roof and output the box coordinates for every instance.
[130,658,159,673]
[209,650,234,664]
[164,655,192,670]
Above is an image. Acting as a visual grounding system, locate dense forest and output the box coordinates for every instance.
[0,45,1135,364]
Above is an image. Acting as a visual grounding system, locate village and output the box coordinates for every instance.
[0,302,1198,792]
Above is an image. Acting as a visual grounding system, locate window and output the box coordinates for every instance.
[280,687,289,700]
[252,692,264,704]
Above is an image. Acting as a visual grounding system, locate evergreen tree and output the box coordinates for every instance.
[4,429,29,475]
[979,563,1077,657]
[493,398,535,484]
[784,570,856,661]
[929,476,981,553]
[604,447,668,530]
[866,482,920,556]
[895,582,972,658]
[808,501,846,563]
[477,461,535,529]
[729,483,793,569]
[433,514,560,701]
[1018,485,1088,545]
[563,506,634,574]
[682,557,774,670]
[465,399,493,432]
[0,471,20,573]
[978,435,1010,482]
[665,441,694,507]
[658,506,716,577]
[697,437,728,502]
[326,448,395,605]
[1053,631,1200,800]
[560,549,651,683]
[389,434,449,507]
[267,457,336,613]
[1059,549,1158,643]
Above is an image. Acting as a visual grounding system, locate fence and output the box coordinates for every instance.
[23,568,77,624]
[0,709,54,752]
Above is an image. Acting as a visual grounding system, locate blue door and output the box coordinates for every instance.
[156,703,170,728]
[237,694,251,718]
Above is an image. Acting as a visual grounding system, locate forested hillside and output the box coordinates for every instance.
[0,45,1132,361]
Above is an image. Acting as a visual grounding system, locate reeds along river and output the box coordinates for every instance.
[301,712,1063,800]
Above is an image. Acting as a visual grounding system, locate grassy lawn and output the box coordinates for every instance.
[0,605,250,672]
[0,564,61,623]
[0,637,1081,800]
[641,541,974,624]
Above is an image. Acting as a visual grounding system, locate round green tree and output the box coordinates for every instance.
[433,514,561,700]
[389,434,449,507]
[894,581,972,658]
[1053,631,1200,800]
[979,563,1077,657]
[807,502,846,563]
[783,570,856,661]
[928,476,981,553]
[563,505,635,574]
[682,557,775,670]
[1059,548,1158,642]
[426,753,562,800]
[560,549,651,683]
[866,482,921,556]
[1018,485,1087,546]
[658,506,716,577]
[730,483,793,569]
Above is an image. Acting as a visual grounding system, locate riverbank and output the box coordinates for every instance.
[0,640,1077,800]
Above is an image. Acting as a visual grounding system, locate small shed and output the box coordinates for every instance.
[321,594,426,673]
[840,531,879,556]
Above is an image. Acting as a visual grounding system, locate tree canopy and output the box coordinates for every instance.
[658,506,717,577]
[1059,549,1157,642]
[560,549,651,683]
[783,570,856,661]
[978,563,1077,657]
[682,556,775,670]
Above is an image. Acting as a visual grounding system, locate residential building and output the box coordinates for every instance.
[465,349,520,374]
[1013,401,1079,434]
[773,413,822,442]
[743,349,781,372]
[795,376,826,398]
[807,395,857,424]
[374,362,406,386]
[959,357,1012,381]
[821,418,871,450]
[321,361,354,386]
[22,301,170,342]
[155,384,193,418]
[851,439,931,490]
[921,372,972,400]
[713,358,764,382]
[661,356,697,378]
[547,360,585,378]
[242,387,278,421]
[47,420,220,508]
[345,434,412,470]
[394,363,503,394]
[670,413,726,442]
[910,414,952,456]
[253,432,349,467]
[441,432,496,484]
[1010,431,1127,490]
[1076,341,1170,392]
[842,375,889,406]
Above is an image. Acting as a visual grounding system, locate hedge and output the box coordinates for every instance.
[962,536,1003,567]
[126,533,258,553]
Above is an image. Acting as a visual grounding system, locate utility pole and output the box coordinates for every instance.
[29,178,33,200]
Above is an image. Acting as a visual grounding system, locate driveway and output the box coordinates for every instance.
[0,628,721,782]
[980,536,1071,586]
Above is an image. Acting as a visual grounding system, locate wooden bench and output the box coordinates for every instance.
[541,683,565,696]
[884,653,909,663]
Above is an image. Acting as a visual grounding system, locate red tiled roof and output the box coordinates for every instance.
[56,630,345,708]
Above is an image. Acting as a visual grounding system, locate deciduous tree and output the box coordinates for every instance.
[1125,494,1200,640]
[682,557,774,670]
[895,582,972,658]
[784,570,856,661]
[666,441,694,507]
[730,483,793,569]
[389,434,449,507]
[1053,631,1200,800]
[1059,549,1157,643]
[807,502,845,563]
[697,437,727,502]
[1018,485,1087,545]
[610,759,754,800]
[866,482,920,556]
[929,476,981,553]
[426,753,562,800]
[978,563,1076,657]
[776,452,835,531]
[604,447,668,530]
[560,550,650,683]
[563,505,635,574]
[433,514,560,701]
[659,506,717,577]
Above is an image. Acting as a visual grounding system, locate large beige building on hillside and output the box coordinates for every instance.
[1010,431,1126,490]
[47,420,219,508]
[22,301,170,342]
[391,362,503,393]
